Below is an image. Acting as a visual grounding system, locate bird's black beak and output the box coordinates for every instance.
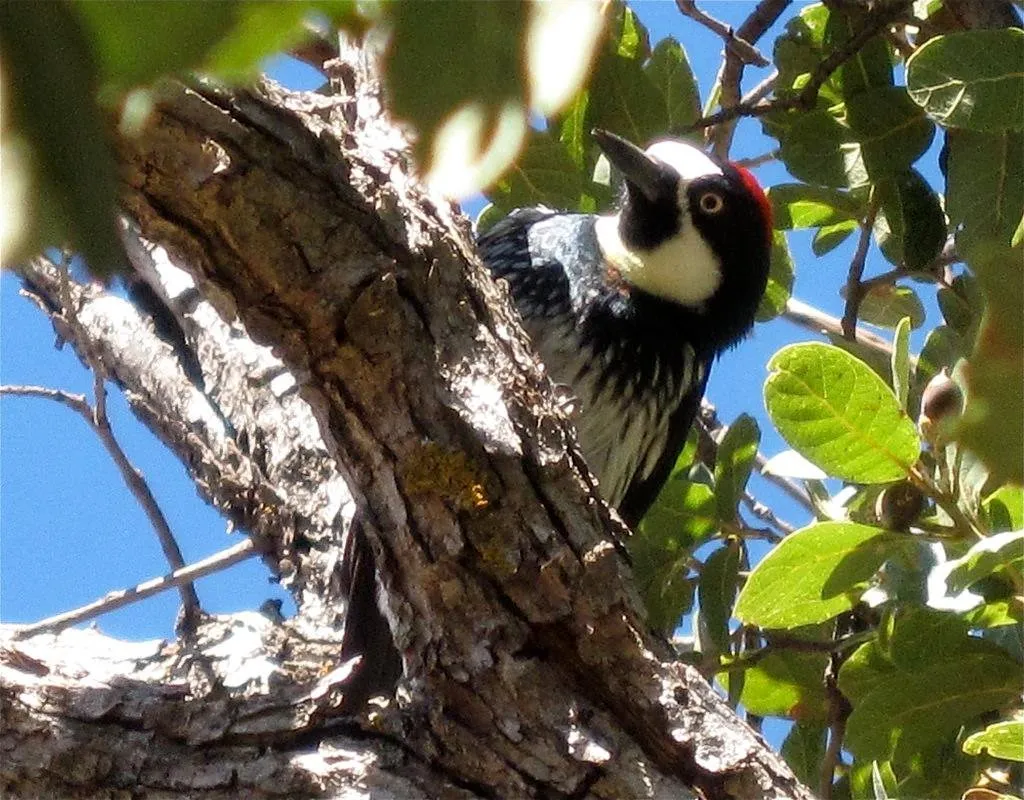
[592,128,666,203]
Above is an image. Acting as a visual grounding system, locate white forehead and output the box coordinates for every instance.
[645,140,722,182]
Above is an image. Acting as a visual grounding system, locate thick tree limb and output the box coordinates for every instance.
[4,42,813,799]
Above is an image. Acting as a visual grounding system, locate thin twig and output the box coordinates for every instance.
[675,0,771,67]
[50,262,203,631]
[733,150,779,169]
[841,201,880,341]
[741,71,778,106]
[742,491,795,535]
[753,450,814,513]
[783,297,902,359]
[11,539,257,638]
[707,0,790,156]
[820,664,851,800]
[695,0,912,138]
[2,381,202,630]
[92,374,203,630]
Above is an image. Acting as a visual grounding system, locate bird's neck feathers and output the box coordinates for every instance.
[593,213,722,309]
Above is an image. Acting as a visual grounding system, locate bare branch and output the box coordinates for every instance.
[675,0,771,67]
[742,491,795,535]
[12,539,256,637]
[734,150,779,169]
[696,0,912,140]
[0,385,91,416]
[2,378,202,627]
[784,297,899,357]
[841,202,881,341]
[707,0,791,157]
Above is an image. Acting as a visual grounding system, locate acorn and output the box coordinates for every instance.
[919,369,963,445]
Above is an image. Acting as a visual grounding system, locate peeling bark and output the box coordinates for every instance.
[1,41,812,800]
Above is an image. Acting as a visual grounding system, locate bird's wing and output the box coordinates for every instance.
[616,360,711,528]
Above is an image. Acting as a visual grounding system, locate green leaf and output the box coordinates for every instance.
[843,650,1021,764]
[773,3,842,106]
[488,128,583,213]
[633,467,714,633]
[840,608,1021,766]
[917,325,964,384]
[857,285,926,330]
[946,130,1024,257]
[0,1,124,275]
[723,650,830,723]
[777,88,934,189]
[585,7,665,146]
[735,522,903,628]
[891,316,911,410]
[782,723,828,788]
[872,169,947,270]
[643,38,701,133]
[764,343,922,484]
[729,647,831,725]
[907,29,1024,132]
[849,759,898,800]
[777,109,852,188]
[385,1,529,171]
[812,220,858,256]
[984,486,1024,532]
[944,530,1024,595]
[956,249,1024,484]
[714,415,760,521]
[698,540,741,656]
[963,720,1024,761]
[73,0,237,88]
[768,183,862,229]
[844,87,935,184]
[823,6,893,97]
[756,230,795,322]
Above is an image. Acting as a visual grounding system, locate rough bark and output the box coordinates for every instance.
[1,41,813,799]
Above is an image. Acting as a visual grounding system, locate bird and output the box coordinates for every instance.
[477,129,773,527]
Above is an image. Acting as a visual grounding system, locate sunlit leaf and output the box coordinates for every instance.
[714,414,760,520]
[764,343,921,483]
[963,720,1024,761]
[735,522,903,628]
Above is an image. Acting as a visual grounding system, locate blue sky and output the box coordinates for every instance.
[1,4,943,747]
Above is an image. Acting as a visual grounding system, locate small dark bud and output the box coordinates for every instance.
[919,369,963,445]
[875,482,927,531]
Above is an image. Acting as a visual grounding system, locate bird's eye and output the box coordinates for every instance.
[699,192,725,214]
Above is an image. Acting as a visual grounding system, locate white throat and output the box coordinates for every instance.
[594,212,722,308]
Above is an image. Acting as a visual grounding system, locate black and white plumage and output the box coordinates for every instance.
[478,130,773,526]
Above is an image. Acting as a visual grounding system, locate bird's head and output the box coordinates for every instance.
[592,129,772,325]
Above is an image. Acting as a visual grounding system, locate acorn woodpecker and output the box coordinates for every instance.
[477,129,773,526]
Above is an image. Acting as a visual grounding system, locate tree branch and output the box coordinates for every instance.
[841,201,880,341]
[695,0,912,139]
[707,0,791,156]
[11,539,256,637]
[675,0,771,67]
[1,380,202,629]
